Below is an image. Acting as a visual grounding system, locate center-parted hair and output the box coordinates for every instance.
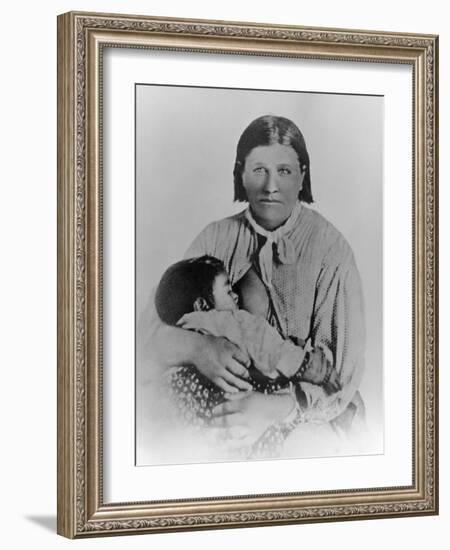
[155,255,227,326]
[233,115,313,204]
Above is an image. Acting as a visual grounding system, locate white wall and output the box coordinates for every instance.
[0,0,446,548]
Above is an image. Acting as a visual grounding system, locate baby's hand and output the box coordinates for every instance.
[300,350,342,394]
[193,335,253,394]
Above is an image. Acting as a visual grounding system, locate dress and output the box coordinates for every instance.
[183,202,366,426]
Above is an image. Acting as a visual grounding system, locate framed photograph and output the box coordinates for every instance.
[57,11,439,538]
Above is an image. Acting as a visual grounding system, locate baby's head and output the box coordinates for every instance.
[155,255,238,326]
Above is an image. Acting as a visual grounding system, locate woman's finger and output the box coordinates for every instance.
[225,360,250,379]
[222,368,253,391]
[224,390,252,401]
[212,399,244,416]
[211,403,224,417]
[214,377,239,394]
[232,348,251,367]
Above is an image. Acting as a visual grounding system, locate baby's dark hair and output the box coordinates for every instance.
[155,255,227,326]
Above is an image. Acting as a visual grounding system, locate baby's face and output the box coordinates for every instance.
[212,272,239,311]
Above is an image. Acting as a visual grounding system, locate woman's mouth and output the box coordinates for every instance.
[259,198,282,204]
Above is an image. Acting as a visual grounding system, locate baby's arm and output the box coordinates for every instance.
[237,311,341,395]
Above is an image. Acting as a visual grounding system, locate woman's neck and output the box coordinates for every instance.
[249,203,301,232]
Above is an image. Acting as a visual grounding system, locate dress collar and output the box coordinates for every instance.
[244,202,302,288]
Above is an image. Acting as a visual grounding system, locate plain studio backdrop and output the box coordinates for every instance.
[135,82,384,463]
[1,1,448,549]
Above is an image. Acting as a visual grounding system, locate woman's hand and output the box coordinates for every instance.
[211,392,294,445]
[150,325,251,392]
[193,334,253,393]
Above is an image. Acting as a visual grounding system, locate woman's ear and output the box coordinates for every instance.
[193,297,210,312]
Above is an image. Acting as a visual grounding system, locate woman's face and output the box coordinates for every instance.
[241,143,305,231]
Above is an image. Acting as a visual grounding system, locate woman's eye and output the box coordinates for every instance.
[278,167,291,175]
[253,167,266,174]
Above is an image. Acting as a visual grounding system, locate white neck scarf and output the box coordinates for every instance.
[245,202,302,288]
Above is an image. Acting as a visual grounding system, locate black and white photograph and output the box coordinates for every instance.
[53,8,438,540]
[135,84,384,466]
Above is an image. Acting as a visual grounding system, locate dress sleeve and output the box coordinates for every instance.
[298,239,366,423]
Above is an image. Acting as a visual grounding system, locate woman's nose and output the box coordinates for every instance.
[231,291,239,304]
[263,171,278,193]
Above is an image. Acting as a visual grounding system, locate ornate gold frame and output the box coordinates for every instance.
[57,11,439,538]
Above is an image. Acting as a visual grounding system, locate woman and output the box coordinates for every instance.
[141,115,365,456]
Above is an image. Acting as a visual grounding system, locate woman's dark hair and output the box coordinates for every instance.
[155,255,226,326]
[233,115,313,204]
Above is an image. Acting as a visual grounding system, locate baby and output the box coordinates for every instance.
[155,255,340,429]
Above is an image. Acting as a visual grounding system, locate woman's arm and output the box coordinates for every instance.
[138,291,252,392]
[153,323,252,393]
[294,239,366,423]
